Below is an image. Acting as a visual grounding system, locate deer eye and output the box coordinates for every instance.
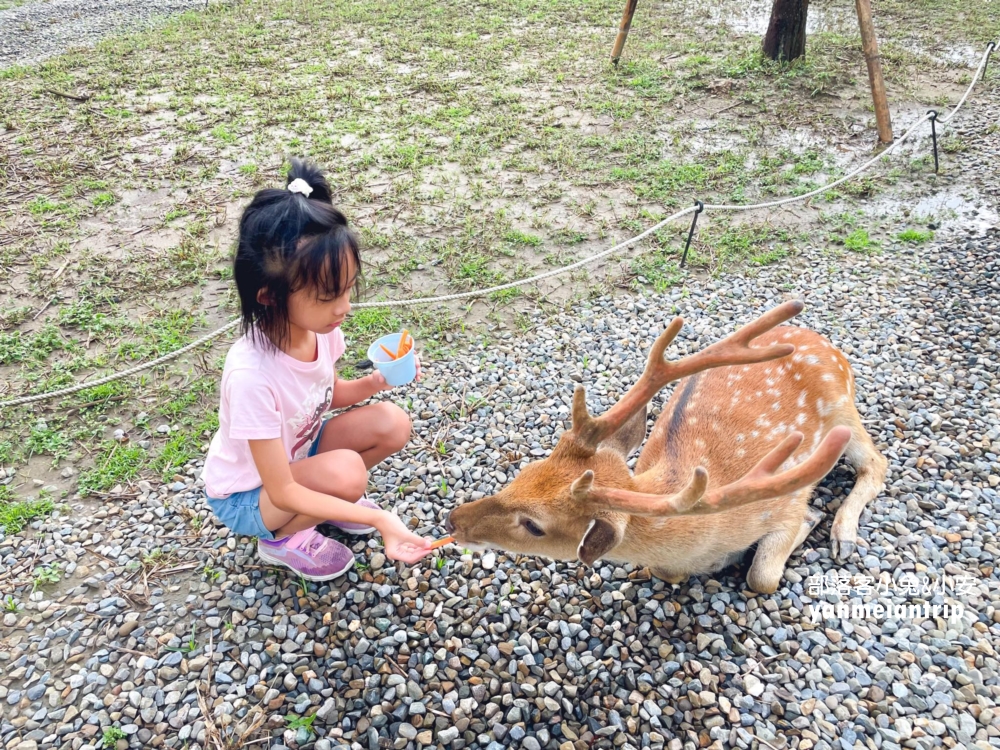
[521,518,545,537]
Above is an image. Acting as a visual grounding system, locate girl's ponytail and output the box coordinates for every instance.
[285,157,334,206]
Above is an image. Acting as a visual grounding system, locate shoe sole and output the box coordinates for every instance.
[327,524,377,536]
[257,543,355,582]
[325,501,380,535]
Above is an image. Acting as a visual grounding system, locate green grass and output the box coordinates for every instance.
[843,228,880,255]
[897,228,934,243]
[0,0,988,498]
[78,443,148,495]
[101,727,127,749]
[285,713,317,733]
[32,561,62,591]
[0,487,55,534]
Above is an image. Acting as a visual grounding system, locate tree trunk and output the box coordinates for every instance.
[763,0,810,62]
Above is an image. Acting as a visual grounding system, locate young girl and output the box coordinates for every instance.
[201,157,432,581]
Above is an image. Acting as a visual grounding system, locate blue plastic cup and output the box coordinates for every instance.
[367,332,417,387]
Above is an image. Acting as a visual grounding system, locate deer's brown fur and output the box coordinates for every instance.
[445,302,886,594]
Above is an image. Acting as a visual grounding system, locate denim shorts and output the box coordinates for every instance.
[205,420,329,541]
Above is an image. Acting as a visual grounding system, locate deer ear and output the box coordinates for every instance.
[599,402,647,460]
[577,515,624,566]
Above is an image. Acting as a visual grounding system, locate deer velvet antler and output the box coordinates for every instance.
[573,426,852,517]
[559,300,806,458]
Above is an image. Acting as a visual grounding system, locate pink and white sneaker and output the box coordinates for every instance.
[325,497,380,535]
[257,528,355,581]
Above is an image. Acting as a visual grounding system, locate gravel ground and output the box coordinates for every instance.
[2,65,1000,750]
[0,0,217,69]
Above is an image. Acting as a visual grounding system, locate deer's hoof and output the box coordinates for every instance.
[830,539,856,561]
[650,568,686,586]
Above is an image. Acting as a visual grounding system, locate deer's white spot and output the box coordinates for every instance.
[765,368,772,375]
[751,430,760,438]
[796,412,807,425]
[838,364,844,371]
[756,391,763,398]
[782,332,792,339]
[772,402,781,411]
[794,373,802,381]
[696,438,705,448]
[792,354,803,362]
[766,378,775,386]
[735,433,745,442]
[736,448,746,457]
[799,346,810,352]
[797,390,807,407]
[805,355,820,365]
[821,373,834,381]
[742,366,751,372]
[830,355,838,362]
[689,416,698,424]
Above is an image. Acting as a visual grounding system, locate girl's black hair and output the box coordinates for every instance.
[233,157,364,352]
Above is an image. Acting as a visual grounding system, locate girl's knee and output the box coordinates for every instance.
[375,402,411,449]
[326,449,368,500]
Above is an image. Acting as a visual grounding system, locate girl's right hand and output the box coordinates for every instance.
[377,510,433,564]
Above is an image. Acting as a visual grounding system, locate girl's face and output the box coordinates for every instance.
[286,254,357,334]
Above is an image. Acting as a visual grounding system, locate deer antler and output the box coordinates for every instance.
[573,426,852,517]
[562,300,805,457]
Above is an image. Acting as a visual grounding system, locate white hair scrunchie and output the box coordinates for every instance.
[287,178,313,197]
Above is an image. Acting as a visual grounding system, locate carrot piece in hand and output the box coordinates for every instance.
[379,344,397,360]
[429,535,454,549]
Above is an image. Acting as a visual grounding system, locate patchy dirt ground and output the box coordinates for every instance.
[0,0,998,513]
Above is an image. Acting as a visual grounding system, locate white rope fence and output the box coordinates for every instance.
[1,41,994,411]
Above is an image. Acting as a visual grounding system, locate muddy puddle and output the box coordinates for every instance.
[676,0,857,37]
[676,0,987,70]
[864,186,999,236]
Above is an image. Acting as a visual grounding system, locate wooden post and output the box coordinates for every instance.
[610,0,639,66]
[854,0,893,143]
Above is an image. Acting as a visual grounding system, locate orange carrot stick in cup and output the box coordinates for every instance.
[379,344,397,360]
[396,329,410,358]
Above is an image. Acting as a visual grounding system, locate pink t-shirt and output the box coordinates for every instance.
[202,328,346,499]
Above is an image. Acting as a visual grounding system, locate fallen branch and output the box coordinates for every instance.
[43,89,91,102]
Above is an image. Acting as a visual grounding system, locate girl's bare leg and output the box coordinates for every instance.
[315,402,412,468]
[259,402,412,538]
[258,448,368,538]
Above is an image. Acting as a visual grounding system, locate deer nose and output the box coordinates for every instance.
[444,512,455,534]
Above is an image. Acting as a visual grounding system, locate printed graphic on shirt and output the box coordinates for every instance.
[290,381,334,460]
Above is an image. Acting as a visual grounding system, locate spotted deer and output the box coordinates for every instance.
[445,300,887,594]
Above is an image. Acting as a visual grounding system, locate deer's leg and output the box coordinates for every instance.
[830,427,887,561]
[746,512,807,595]
[792,506,824,551]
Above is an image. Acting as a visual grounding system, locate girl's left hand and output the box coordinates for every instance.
[370,354,422,392]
